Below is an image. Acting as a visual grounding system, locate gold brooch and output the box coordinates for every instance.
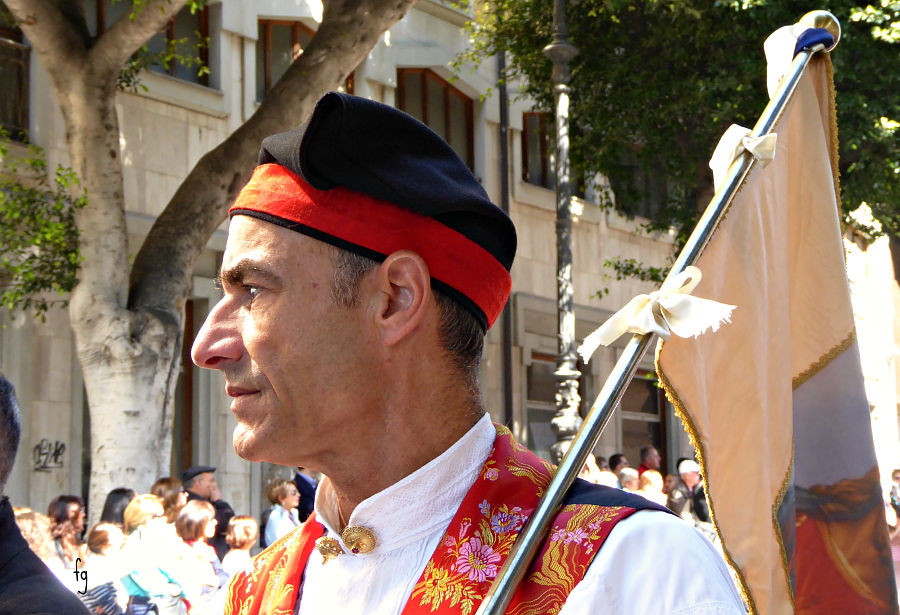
[315,536,344,563]
[341,525,377,554]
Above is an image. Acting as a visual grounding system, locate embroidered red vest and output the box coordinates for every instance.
[226,425,651,615]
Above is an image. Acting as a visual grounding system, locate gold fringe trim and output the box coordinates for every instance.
[792,331,855,390]
[771,443,795,607]
[824,56,842,216]
[655,339,758,615]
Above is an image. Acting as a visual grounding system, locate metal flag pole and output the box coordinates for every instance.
[475,10,841,615]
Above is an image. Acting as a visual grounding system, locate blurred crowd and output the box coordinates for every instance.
[579,446,715,541]
[10,467,316,615]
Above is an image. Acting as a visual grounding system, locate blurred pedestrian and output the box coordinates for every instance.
[99,488,136,527]
[0,370,89,614]
[120,494,188,615]
[609,453,629,476]
[79,522,128,615]
[264,479,301,546]
[637,446,661,477]
[47,495,87,588]
[152,477,189,524]
[619,467,640,493]
[182,466,234,561]
[221,516,258,577]
[175,500,228,613]
[637,470,668,506]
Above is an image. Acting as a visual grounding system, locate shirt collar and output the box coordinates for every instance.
[313,413,495,556]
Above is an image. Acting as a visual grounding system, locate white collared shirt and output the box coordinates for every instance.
[296,414,744,614]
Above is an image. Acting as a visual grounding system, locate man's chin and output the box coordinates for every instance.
[232,426,268,462]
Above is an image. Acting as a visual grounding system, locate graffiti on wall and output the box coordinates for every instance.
[32,439,65,472]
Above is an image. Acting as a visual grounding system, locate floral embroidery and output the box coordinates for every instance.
[456,537,501,582]
[490,508,524,534]
[406,424,638,615]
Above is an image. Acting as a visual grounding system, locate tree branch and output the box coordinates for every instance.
[129,0,419,317]
[2,0,87,91]
[88,0,187,84]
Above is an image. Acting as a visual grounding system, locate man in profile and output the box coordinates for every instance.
[638,445,661,477]
[192,92,744,614]
[0,372,89,614]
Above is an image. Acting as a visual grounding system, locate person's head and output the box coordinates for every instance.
[640,446,661,470]
[99,487,136,526]
[183,468,218,500]
[678,459,702,489]
[191,93,516,471]
[175,499,217,543]
[892,469,900,484]
[268,479,300,510]
[122,494,165,533]
[596,456,609,471]
[87,522,125,555]
[48,495,86,536]
[14,510,54,560]
[663,473,678,494]
[0,372,21,496]
[618,467,639,491]
[226,515,259,551]
[639,469,664,492]
[152,477,188,523]
[609,453,628,474]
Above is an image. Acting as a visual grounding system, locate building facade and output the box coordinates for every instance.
[3,0,736,518]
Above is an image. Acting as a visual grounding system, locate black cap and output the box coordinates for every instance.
[182,465,215,483]
[257,92,516,272]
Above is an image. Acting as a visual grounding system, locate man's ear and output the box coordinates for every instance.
[371,250,431,346]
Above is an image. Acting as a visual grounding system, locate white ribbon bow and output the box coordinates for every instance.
[577,266,736,363]
[709,124,778,192]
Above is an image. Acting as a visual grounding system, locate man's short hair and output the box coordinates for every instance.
[608,453,627,471]
[330,248,484,392]
[640,446,657,462]
[0,372,21,494]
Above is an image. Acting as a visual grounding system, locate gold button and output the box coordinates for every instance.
[315,536,344,563]
[341,525,377,554]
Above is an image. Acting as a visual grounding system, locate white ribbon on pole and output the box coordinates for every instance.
[577,266,736,363]
[709,124,778,192]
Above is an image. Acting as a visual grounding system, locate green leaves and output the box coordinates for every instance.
[463,0,900,246]
[0,132,86,317]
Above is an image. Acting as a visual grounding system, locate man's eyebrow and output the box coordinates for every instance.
[216,260,283,289]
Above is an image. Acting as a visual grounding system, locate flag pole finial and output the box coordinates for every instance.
[798,10,840,52]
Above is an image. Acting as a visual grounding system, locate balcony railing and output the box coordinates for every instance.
[0,36,29,141]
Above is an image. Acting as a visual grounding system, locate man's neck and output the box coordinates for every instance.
[327,404,484,521]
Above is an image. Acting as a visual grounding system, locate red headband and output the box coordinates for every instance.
[229,164,511,328]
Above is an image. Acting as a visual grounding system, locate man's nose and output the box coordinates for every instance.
[191,298,242,369]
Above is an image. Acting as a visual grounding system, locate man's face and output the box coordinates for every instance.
[644,448,661,470]
[191,217,374,467]
[893,472,900,485]
[613,457,628,473]
[191,472,217,499]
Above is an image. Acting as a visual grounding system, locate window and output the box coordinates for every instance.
[256,20,314,101]
[611,149,669,220]
[619,370,669,474]
[87,1,211,86]
[0,8,27,141]
[523,112,553,189]
[397,69,474,170]
[147,5,211,86]
[255,20,352,102]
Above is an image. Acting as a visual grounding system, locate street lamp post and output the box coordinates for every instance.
[542,0,580,463]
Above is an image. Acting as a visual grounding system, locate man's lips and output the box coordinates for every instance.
[226,385,259,397]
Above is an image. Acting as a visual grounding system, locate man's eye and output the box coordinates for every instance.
[246,286,261,301]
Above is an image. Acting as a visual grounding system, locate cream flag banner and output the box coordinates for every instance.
[656,54,897,615]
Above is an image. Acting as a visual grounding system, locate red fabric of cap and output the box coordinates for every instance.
[229,164,512,328]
